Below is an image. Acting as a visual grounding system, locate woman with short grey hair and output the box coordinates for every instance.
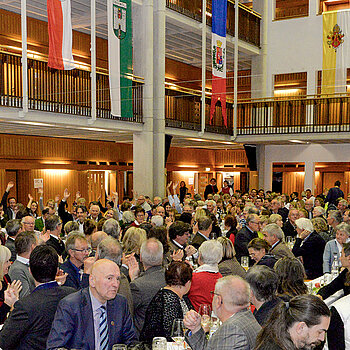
[323,222,350,274]
[187,240,223,311]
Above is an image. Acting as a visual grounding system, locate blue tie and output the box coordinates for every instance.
[99,305,109,350]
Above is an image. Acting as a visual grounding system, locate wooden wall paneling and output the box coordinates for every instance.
[116,171,124,201]
[87,171,105,205]
[5,170,17,201]
[198,173,210,198]
[232,173,241,192]
[323,172,345,193]
[169,171,196,197]
[17,170,30,206]
[216,172,223,190]
[0,170,6,195]
[344,171,350,199]
[282,172,304,196]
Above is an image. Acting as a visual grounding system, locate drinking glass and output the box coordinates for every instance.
[241,256,249,270]
[286,236,293,249]
[112,345,127,350]
[198,304,212,331]
[152,337,167,350]
[171,318,185,346]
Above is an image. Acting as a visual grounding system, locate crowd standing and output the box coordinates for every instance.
[0,178,349,349]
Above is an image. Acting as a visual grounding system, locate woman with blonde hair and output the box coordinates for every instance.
[0,245,22,324]
[268,214,283,228]
[122,227,147,256]
[217,237,246,278]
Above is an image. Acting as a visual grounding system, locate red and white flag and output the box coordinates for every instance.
[47,0,75,70]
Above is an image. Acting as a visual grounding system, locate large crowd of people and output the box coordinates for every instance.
[0,178,349,349]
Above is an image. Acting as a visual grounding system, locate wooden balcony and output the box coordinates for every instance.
[166,0,261,47]
[165,87,350,135]
[0,52,143,123]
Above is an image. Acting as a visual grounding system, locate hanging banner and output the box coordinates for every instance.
[210,0,227,127]
[108,0,133,117]
[322,11,350,95]
[47,0,75,70]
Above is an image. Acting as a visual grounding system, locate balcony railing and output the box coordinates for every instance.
[165,88,350,135]
[0,52,143,123]
[166,0,261,47]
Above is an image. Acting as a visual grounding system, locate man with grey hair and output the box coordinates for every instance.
[184,275,261,349]
[5,219,23,262]
[246,265,281,326]
[235,214,259,265]
[262,223,294,259]
[61,231,90,289]
[102,218,120,239]
[82,236,134,314]
[327,210,343,239]
[191,216,212,249]
[89,230,108,256]
[129,238,166,336]
[338,198,348,215]
[150,215,164,227]
[45,214,65,257]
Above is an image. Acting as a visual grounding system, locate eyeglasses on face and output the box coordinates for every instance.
[72,248,91,253]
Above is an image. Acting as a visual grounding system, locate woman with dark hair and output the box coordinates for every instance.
[179,181,188,204]
[318,241,350,300]
[274,257,308,301]
[248,238,277,268]
[148,225,170,266]
[140,261,193,343]
[255,295,330,350]
[224,215,237,245]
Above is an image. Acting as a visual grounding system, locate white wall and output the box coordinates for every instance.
[263,143,350,190]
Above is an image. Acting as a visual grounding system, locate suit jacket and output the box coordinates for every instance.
[204,184,218,200]
[218,258,246,278]
[234,226,258,265]
[60,259,84,290]
[323,239,340,274]
[0,283,74,350]
[8,259,35,298]
[270,241,294,260]
[282,220,297,238]
[58,200,73,227]
[5,237,16,262]
[1,190,14,220]
[191,232,209,250]
[186,308,261,350]
[130,265,166,336]
[46,288,138,349]
[292,232,326,279]
[46,236,66,257]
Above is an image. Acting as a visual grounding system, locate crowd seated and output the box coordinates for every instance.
[0,179,349,348]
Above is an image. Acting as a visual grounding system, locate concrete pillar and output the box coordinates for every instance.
[153,0,166,197]
[256,144,265,189]
[304,161,315,192]
[264,159,273,191]
[133,0,155,198]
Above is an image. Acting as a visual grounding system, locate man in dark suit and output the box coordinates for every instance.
[61,231,90,290]
[204,178,218,200]
[326,180,344,205]
[234,214,259,265]
[282,208,299,238]
[191,217,212,250]
[0,245,75,350]
[45,214,65,257]
[130,238,166,336]
[5,219,23,262]
[9,231,37,298]
[270,198,289,222]
[1,181,16,220]
[47,259,138,349]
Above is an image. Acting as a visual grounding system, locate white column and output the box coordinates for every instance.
[263,158,273,191]
[153,0,166,197]
[304,161,315,192]
[133,0,155,197]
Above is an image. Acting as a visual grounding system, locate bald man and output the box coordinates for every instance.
[47,259,138,349]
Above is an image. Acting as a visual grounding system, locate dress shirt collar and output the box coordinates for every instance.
[271,240,280,249]
[172,239,184,249]
[89,287,107,312]
[50,234,60,241]
[197,231,210,241]
[16,255,30,265]
[194,263,219,273]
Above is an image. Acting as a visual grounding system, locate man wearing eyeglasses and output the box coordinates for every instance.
[61,232,90,290]
[184,275,261,350]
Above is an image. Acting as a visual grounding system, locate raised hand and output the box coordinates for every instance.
[63,188,71,200]
[28,193,33,201]
[173,182,179,192]
[171,249,184,262]
[75,191,81,200]
[54,194,60,203]
[6,181,14,192]
[183,310,202,334]
[55,270,68,286]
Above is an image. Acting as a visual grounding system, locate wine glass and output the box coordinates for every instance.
[171,318,185,346]
[241,256,249,270]
[198,304,212,332]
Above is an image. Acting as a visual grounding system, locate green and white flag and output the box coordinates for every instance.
[108,0,133,117]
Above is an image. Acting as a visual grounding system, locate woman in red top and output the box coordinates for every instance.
[188,240,223,312]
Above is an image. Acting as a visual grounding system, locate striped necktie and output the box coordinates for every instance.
[99,305,108,350]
